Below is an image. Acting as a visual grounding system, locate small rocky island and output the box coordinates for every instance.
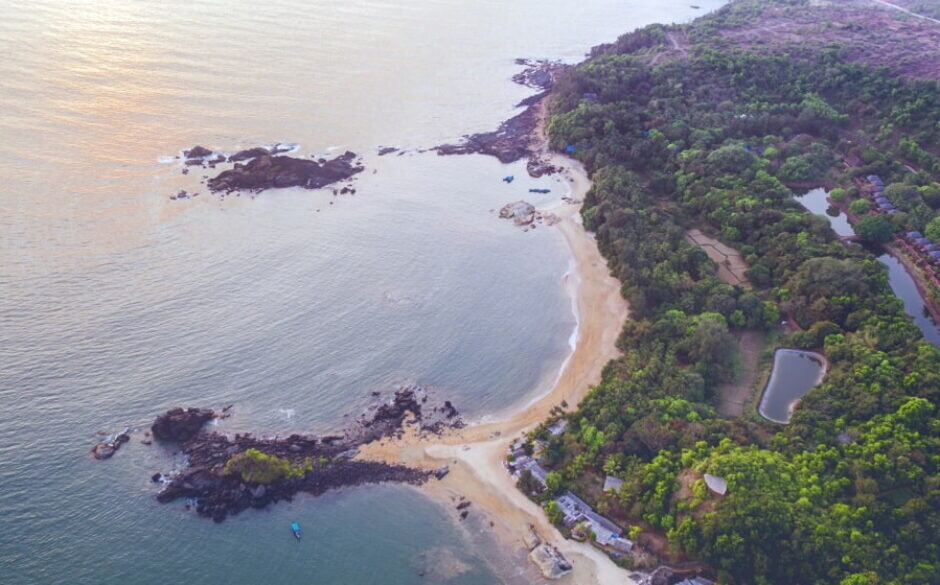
[98,388,459,522]
[207,151,364,194]
[173,144,365,197]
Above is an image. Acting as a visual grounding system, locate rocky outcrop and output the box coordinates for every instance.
[184,145,213,159]
[91,432,130,460]
[158,457,429,523]
[228,147,270,163]
[529,542,573,580]
[499,201,536,226]
[151,407,216,442]
[523,525,572,580]
[434,59,567,177]
[207,152,363,194]
[497,201,559,230]
[142,387,462,522]
[512,59,562,90]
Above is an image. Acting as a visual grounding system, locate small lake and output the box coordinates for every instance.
[794,188,940,347]
[795,188,855,237]
[759,349,827,424]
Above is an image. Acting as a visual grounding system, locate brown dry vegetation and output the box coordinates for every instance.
[704,0,940,81]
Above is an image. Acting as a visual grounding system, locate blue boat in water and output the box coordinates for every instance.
[291,522,302,539]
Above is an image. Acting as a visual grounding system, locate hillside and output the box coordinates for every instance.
[523,1,940,583]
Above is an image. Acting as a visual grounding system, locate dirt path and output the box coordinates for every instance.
[717,330,763,417]
[870,0,940,25]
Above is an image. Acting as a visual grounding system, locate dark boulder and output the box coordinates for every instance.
[184,145,213,159]
[228,147,270,163]
[151,407,216,443]
[91,442,116,459]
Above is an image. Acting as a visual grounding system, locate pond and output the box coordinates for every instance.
[795,188,855,237]
[759,349,828,424]
[794,189,940,348]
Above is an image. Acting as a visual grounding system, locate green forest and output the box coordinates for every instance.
[529,1,940,583]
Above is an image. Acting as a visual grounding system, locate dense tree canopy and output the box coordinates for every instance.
[530,1,940,583]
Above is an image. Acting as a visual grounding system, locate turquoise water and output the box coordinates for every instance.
[0,1,725,583]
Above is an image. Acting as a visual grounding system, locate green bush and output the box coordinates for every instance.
[855,215,896,243]
[223,448,312,484]
[849,198,871,215]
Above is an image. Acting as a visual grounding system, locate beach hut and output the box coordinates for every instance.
[547,420,568,436]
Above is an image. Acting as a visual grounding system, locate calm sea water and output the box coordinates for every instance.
[0,1,723,583]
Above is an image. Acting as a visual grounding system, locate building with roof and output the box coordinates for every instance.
[603,476,624,493]
[554,492,634,552]
[676,577,715,585]
[546,420,568,436]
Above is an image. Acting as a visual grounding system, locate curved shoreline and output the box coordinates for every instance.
[359,117,633,584]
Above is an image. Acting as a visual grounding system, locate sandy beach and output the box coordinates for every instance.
[359,103,633,584]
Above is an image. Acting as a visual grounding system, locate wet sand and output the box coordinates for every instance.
[359,103,633,585]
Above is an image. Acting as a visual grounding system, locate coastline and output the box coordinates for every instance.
[359,102,633,584]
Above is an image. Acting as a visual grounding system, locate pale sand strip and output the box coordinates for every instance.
[359,109,634,584]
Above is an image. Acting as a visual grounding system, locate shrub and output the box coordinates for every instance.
[223,448,312,484]
[849,198,871,215]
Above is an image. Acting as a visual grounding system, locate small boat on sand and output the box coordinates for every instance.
[291,522,302,539]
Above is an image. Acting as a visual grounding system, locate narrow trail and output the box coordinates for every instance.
[870,0,940,25]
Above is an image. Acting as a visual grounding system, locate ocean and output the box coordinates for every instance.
[0,1,724,583]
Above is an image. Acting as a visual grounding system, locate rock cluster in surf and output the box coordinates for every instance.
[497,200,559,230]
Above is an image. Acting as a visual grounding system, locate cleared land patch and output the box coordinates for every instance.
[685,229,751,289]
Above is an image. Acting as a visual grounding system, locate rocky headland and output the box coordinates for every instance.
[434,59,566,177]
[98,387,460,522]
